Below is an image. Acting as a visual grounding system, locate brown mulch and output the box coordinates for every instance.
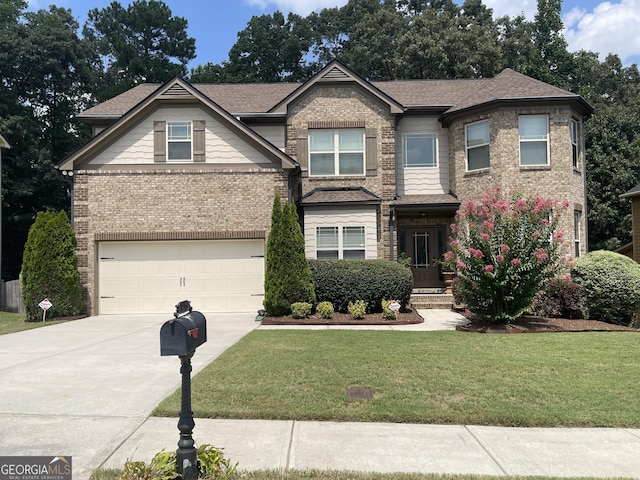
[261,310,424,325]
[262,310,640,332]
[457,315,640,333]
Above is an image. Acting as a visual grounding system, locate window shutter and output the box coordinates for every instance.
[297,127,309,177]
[365,128,377,176]
[193,120,205,163]
[154,121,166,163]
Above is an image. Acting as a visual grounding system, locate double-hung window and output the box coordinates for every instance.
[309,129,364,176]
[466,120,490,171]
[403,134,437,168]
[571,119,579,168]
[519,115,549,166]
[316,226,365,259]
[574,211,582,257]
[167,121,192,161]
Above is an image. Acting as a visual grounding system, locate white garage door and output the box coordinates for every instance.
[98,240,265,314]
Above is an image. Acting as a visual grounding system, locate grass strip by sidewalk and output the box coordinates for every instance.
[0,311,65,335]
[90,468,635,480]
[153,330,640,428]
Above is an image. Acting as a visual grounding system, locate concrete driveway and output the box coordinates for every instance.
[0,312,259,480]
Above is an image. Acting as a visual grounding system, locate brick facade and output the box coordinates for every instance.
[74,167,289,314]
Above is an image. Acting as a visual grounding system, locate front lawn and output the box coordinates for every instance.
[0,311,65,335]
[153,330,640,427]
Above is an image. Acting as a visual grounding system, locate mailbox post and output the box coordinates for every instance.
[160,300,207,480]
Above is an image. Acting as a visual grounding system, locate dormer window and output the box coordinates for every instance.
[167,121,192,162]
[309,129,364,176]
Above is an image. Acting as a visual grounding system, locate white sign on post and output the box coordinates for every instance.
[389,301,401,320]
[38,298,52,322]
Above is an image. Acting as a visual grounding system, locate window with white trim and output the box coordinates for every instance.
[316,226,365,259]
[571,119,579,168]
[466,120,490,171]
[167,121,192,161]
[403,134,437,168]
[519,115,549,166]
[309,129,364,176]
[574,210,581,257]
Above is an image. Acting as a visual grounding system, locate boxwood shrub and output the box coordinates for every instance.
[309,259,412,313]
[571,250,640,325]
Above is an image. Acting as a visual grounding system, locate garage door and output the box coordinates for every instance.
[98,240,265,314]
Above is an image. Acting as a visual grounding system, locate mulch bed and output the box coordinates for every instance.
[261,310,424,325]
[262,310,640,333]
[457,315,640,333]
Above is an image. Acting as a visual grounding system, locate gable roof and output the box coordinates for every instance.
[621,184,640,199]
[61,77,298,170]
[76,65,593,125]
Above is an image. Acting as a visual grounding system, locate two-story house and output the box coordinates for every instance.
[58,61,593,315]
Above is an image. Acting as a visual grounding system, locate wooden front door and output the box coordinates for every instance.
[399,227,447,288]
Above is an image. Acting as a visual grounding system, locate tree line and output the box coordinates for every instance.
[1,0,638,279]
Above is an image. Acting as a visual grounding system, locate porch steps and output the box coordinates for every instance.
[410,292,455,310]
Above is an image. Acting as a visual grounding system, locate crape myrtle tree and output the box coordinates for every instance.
[21,211,82,321]
[447,187,573,324]
[263,195,315,316]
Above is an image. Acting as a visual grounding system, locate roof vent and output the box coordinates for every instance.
[163,83,191,97]
[322,66,350,80]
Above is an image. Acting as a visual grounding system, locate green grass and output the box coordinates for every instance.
[90,468,635,480]
[0,311,65,335]
[154,330,640,427]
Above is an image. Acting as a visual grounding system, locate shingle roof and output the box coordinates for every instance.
[393,194,460,206]
[78,68,591,120]
[620,184,640,199]
[300,187,382,205]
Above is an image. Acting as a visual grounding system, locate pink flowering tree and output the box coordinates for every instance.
[447,187,573,323]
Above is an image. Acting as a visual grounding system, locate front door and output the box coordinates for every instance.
[399,227,446,288]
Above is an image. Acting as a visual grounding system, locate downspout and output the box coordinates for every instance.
[389,205,395,261]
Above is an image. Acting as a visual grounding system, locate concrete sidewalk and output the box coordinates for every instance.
[2,310,639,479]
[103,418,640,478]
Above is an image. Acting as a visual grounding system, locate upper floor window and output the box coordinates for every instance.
[403,134,437,168]
[466,120,490,171]
[571,119,579,168]
[316,226,365,259]
[519,115,549,166]
[309,129,364,176]
[574,210,582,257]
[167,121,192,161]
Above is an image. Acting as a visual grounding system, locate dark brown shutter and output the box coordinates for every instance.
[154,121,166,163]
[297,127,309,177]
[193,120,205,163]
[365,127,377,176]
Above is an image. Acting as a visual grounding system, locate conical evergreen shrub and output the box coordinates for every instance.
[21,211,82,321]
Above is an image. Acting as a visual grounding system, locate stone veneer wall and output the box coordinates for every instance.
[449,107,587,256]
[286,86,397,259]
[73,168,289,314]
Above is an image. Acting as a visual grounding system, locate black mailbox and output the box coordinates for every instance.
[160,304,207,357]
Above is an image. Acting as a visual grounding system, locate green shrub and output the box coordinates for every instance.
[571,250,640,325]
[309,259,412,313]
[290,302,312,319]
[119,444,236,480]
[381,299,398,320]
[264,195,316,316]
[533,276,584,319]
[21,211,83,322]
[348,300,367,319]
[316,301,334,319]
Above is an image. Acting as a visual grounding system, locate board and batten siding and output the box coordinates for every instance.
[303,206,378,259]
[88,106,278,166]
[396,116,449,195]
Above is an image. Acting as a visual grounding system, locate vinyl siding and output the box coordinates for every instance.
[396,116,449,195]
[88,106,277,166]
[250,125,285,150]
[303,206,378,259]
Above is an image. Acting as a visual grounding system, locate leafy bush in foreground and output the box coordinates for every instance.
[309,259,412,313]
[571,250,640,325]
[533,276,584,319]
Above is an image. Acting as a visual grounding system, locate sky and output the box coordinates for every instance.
[27,0,640,71]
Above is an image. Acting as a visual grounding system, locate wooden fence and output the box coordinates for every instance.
[1,279,24,313]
